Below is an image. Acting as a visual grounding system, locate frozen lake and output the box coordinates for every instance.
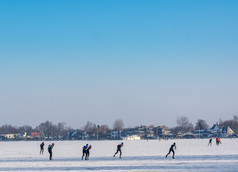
[0,139,238,171]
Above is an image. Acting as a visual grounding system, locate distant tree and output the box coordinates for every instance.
[195,119,209,130]
[217,118,223,125]
[64,126,74,133]
[233,115,238,122]
[36,121,57,138]
[57,122,66,136]
[18,125,34,135]
[171,126,181,135]
[113,119,124,130]
[0,124,18,134]
[83,121,96,132]
[177,116,193,132]
[220,117,238,134]
[98,125,109,135]
[149,125,155,128]
[94,124,109,139]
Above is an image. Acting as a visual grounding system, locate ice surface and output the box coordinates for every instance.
[0,139,238,171]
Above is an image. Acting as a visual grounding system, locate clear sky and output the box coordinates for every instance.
[0,0,238,128]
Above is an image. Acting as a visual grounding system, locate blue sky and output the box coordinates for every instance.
[0,0,238,128]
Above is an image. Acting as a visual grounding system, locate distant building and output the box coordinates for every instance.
[207,124,220,137]
[31,132,41,139]
[193,130,210,138]
[221,126,235,138]
[0,134,18,140]
[210,124,219,132]
[154,126,171,138]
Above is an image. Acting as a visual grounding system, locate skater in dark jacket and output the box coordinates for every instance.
[48,143,54,160]
[166,142,176,159]
[113,142,123,158]
[208,138,212,146]
[85,145,92,160]
[82,144,88,160]
[40,142,44,154]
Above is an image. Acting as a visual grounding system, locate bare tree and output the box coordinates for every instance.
[0,124,18,134]
[57,122,66,136]
[233,115,238,122]
[177,116,193,132]
[18,125,34,135]
[195,119,209,130]
[83,121,96,132]
[98,125,109,135]
[36,121,57,139]
[113,119,124,130]
[220,117,238,134]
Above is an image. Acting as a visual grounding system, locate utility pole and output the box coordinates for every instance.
[199,127,200,139]
[96,125,99,140]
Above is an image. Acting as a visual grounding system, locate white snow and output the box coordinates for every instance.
[0,139,238,171]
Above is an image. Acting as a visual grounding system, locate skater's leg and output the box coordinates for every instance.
[172,149,175,159]
[113,150,119,157]
[85,151,89,160]
[82,150,86,160]
[49,151,52,160]
[166,149,171,158]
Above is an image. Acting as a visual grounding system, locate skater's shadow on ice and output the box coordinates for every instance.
[0,156,162,163]
[0,156,173,163]
[0,154,237,163]
[0,164,222,171]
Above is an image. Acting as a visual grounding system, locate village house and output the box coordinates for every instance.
[221,126,235,138]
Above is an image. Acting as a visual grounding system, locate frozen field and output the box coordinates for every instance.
[0,139,238,172]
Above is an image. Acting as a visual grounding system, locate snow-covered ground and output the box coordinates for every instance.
[0,139,238,171]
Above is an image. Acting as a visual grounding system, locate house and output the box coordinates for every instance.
[0,134,18,140]
[111,130,122,140]
[154,126,171,138]
[31,132,41,139]
[182,132,195,139]
[193,130,210,138]
[209,124,220,135]
[221,126,235,138]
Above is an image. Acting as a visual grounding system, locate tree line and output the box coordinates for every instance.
[0,116,238,138]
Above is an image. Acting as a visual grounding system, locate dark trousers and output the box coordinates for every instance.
[48,150,52,160]
[166,148,175,157]
[85,150,90,160]
[114,149,122,157]
[82,150,87,160]
[40,148,44,154]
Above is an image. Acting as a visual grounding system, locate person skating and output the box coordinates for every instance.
[216,137,222,145]
[113,142,123,158]
[85,145,92,160]
[40,142,44,154]
[82,144,88,160]
[48,143,54,160]
[208,138,212,146]
[166,142,176,159]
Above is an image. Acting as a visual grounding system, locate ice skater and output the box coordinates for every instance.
[166,142,176,159]
[40,142,44,154]
[208,138,212,146]
[216,137,222,145]
[113,142,123,158]
[85,145,92,160]
[48,143,54,160]
[82,144,88,160]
